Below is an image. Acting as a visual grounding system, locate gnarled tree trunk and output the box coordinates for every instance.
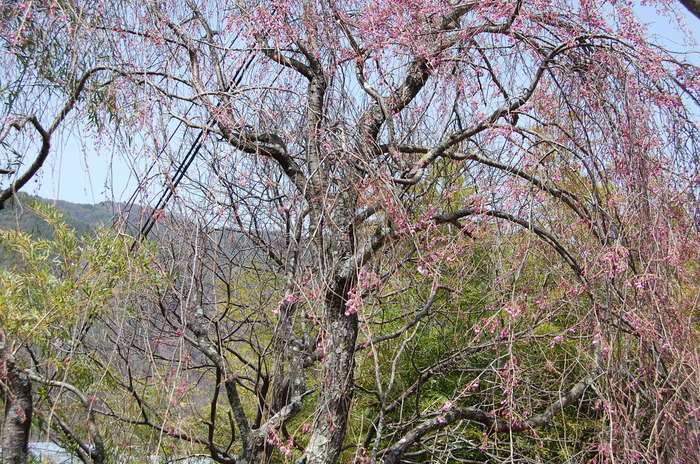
[1,331,32,464]
[304,273,358,464]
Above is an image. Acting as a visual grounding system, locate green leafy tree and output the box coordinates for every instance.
[1,202,153,464]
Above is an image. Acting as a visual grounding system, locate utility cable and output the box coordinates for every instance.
[130,47,257,249]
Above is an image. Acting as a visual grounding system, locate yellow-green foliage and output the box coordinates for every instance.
[0,202,153,343]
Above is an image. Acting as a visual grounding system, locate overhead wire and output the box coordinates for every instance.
[129,37,258,249]
[122,24,248,212]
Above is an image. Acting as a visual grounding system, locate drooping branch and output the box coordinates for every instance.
[49,414,94,464]
[394,35,617,187]
[381,142,591,222]
[355,3,477,141]
[433,207,583,277]
[0,67,110,209]
[362,333,532,450]
[259,46,314,80]
[381,370,601,464]
[357,286,444,349]
[23,370,106,464]
[0,116,50,210]
[452,150,591,222]
[186,313,252,448]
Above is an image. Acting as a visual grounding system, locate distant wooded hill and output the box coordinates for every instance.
[0,193,141,238]
[0,194,280,264]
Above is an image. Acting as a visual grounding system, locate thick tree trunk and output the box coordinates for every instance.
[304,274,358,464]
[1,332,33,464]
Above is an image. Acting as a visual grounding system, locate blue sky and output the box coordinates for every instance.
[29,3,700,206]
[35,128,133,204]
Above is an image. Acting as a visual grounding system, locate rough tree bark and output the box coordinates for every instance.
[0,331,32,464]
[303,273,358,464]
